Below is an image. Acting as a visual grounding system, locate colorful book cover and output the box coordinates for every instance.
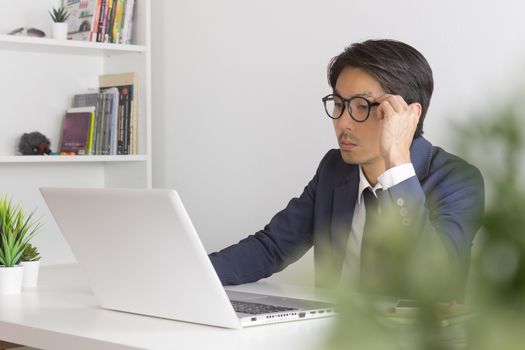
[72,92,100,155]
[64,0,99,41]
[120,0,135,44]
[96,0,108,42]
[104,0,115,43]
[60,107,96,155]
[90,0,101,41]
[112,0,125,44]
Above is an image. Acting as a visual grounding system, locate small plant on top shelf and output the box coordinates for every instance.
[49,6,70,23]
[48,6,70,41]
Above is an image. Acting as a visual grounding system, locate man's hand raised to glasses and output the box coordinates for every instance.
[375,94,422,170]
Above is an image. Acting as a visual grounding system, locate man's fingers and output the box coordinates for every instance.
[377,100,396,119]
[376,94,408,113]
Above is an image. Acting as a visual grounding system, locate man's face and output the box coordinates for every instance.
[332,67,385,167]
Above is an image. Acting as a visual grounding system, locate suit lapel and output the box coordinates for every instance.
[327,137,433,278]
[330,165,359,274]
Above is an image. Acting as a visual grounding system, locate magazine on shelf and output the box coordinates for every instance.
[60,106,96,155]
[72,92,100,154]
[63,0,100,42]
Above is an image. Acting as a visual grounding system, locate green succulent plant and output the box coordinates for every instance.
[0,196,42,267]
[21,243,41,262]
[49,6,70,23]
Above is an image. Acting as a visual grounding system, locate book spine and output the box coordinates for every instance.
[105,0,115,43]
[89,96,98,155]
[110,95,118,155]
[95,93,105,154]
[93,93,101,154]
[129,95,135,154]
[109,90,119,154]
[86,110,95,155]
[97,0,107,42]
[121,0,134,44]
[103,93,113,155]
[123,86,131,154]
[113,0,125,44]
[90,0,102,42]
[104,93,111,155]
[118,88,126,154]
[102,0,111,43]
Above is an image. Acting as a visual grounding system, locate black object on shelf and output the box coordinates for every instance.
[18,131,52,155]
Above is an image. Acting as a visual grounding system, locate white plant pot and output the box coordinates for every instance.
[51,22,69,40]
[21,260,40,288]
[0,265,24,295]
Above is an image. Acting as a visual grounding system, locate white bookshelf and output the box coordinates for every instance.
[0,0,152,265]
[0,155,148,163]
[0,34,146,55]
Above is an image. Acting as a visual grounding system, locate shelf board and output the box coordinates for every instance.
[0,34,146,56]
[0,155,148,164]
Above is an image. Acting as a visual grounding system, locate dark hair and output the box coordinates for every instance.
[327,39,433,138]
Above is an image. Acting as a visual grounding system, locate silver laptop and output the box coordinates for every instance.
[40,187,336,329]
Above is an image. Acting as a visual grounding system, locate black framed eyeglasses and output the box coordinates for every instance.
[322,93,379,122]
[7,27,46,38]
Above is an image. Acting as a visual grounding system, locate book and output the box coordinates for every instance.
[64,0,100,41]
[60,107,96,155]
[120,0,135,44]
[112,0,125,44]
[97,0,109,42]
[72,92,101,154]
[105,0,116,43]
[99,72,138,154]
[100,88,119,154]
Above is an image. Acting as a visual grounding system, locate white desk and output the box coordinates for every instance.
[0,265,333,350]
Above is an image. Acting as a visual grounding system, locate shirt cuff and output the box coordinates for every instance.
[378,163,416,190]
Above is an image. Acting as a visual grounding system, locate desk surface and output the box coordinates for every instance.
[0,264,333,350]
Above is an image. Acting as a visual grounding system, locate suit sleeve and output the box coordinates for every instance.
[371,154,485,298]
[208,152,331,285]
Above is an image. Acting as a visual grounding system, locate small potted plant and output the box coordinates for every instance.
[0,196,42,294]
[20,243,41,288]
[49,6,70,40]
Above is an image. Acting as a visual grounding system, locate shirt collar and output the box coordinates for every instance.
[357,166,383,206]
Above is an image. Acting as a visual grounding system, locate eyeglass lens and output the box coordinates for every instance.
[323,95,372,121]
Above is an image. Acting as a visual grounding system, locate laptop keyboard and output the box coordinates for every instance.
[231,300,298,315]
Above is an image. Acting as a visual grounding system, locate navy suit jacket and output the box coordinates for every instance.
[209,137,484,296]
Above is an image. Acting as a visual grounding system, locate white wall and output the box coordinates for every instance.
[151,0,525,285]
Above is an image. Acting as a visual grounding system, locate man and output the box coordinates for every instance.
[209,39,484,299]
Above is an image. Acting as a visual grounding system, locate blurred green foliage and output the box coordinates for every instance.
[324,104,525,349]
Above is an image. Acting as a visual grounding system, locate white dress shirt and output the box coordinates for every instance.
[340,163,416,284]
